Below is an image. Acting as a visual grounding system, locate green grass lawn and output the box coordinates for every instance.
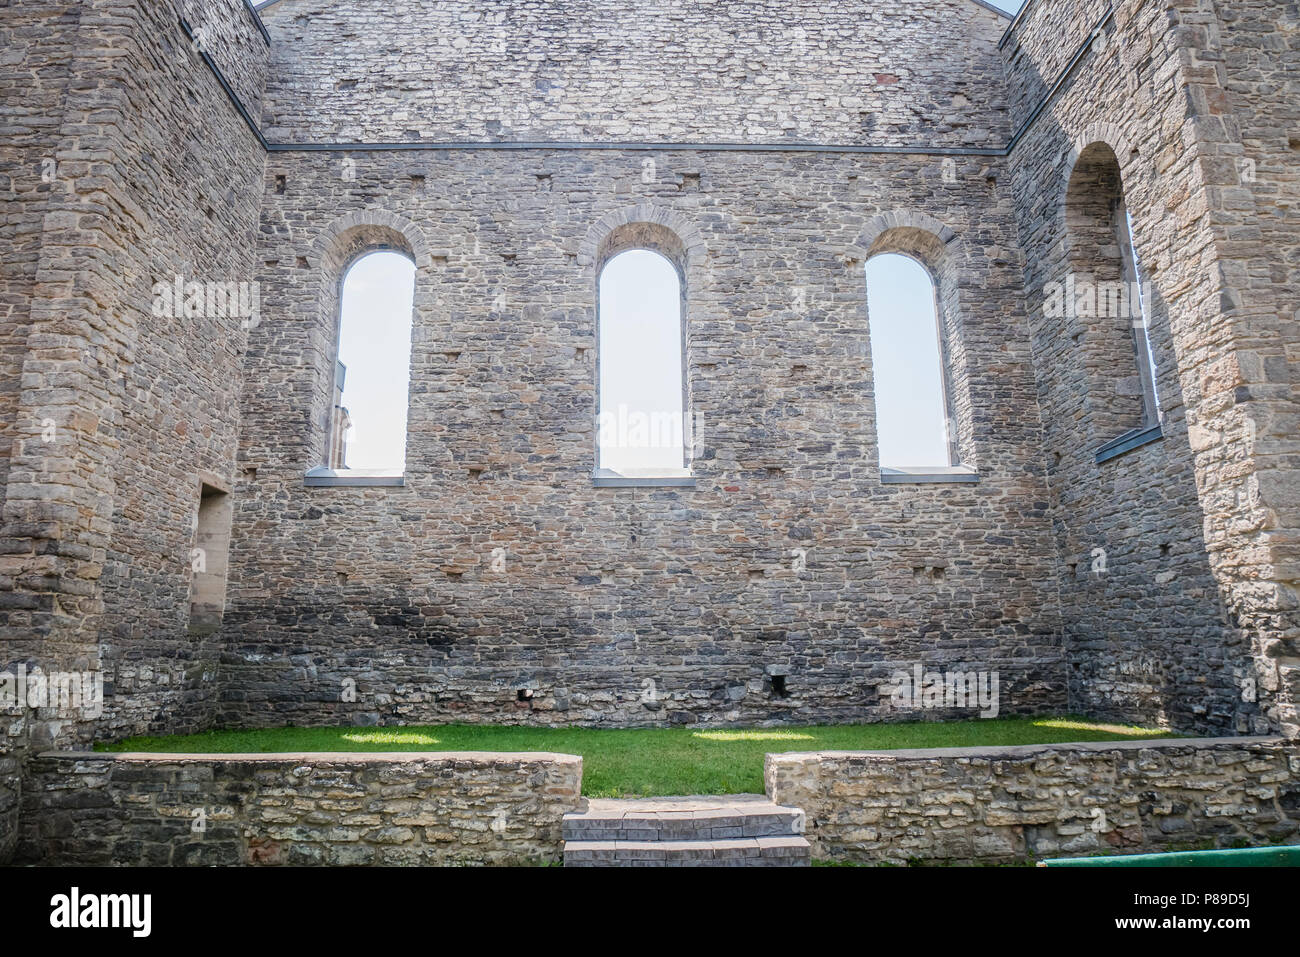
[98,716,1172,797]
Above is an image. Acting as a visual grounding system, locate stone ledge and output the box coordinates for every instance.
[591,475,697,488]
[880,465,980,484]
[766,735,1300,865]
[591,468,696,488]
[39,750,582,766]
[767,735,1288,764]
[304,467,405,487]
[21,750,585,866]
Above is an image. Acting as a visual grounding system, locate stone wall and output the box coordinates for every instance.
[1205,0,1300,733]
[1002,0,1298,735]
[0,2,81,512]
[177,0,271,116]
[92,0,269,742]
[999,0,1113,127]
[223,144,1065,728]
[212,0,1295,736]
[0,0,85,866]
[257,0,1011,146]
[131,0,1296,737]
[3,0,1297,866]
[0,0,270,863]
[18,750,582,866]
[765,737,1300,864]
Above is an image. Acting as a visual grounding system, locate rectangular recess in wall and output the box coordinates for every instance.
[188,482,233,635]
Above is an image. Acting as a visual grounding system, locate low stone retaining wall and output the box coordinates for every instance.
[18,751,582,866]
[765,737,1300,865]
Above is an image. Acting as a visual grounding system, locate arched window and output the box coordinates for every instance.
[596,245,688,477]
[1063,142,1161,446]
[865,253,954,468]
[331,250,415,472]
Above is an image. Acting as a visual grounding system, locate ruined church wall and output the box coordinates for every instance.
[5,0,1295,873]
[175,0,271,116]
[215,0,1076,731]
[1208,0,1300,730]
[223,138,1066,728]
[1003,0,1296,735]
[0,0,98,870]
[999,0,1113,127]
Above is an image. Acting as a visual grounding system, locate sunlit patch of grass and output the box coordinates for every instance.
[341,731,440,746]
[1030,717,1168,737]
[692,730,816,742]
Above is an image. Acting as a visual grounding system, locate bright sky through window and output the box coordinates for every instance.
[598,249,686,473]
[1125,207,1161,423]
[336,251,415,472]
[866,254,952,468]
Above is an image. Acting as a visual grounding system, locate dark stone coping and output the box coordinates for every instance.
[240,0,272,45]
[1095,422,1164,464]
[768,735,1291,763]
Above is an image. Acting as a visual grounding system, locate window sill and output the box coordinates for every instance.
[304,467,405,487]
[880,465,980,485]
[591,468,696,488]
[1095,423,1163,464]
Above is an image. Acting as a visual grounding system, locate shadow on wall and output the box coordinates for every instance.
[1007,6,1266,735]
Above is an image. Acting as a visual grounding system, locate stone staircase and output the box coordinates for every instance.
[563,794,810,866]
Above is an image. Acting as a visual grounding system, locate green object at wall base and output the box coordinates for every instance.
[1039,845,1300,867]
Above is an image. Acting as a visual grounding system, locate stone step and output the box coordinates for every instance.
[564,836,811,866]
[562,795,810,866]
[562,794,805,842]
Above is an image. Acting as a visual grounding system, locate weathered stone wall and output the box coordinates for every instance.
[1000,0,1113,127]
[0,0,86,866]
[223,143,1066,727]
[1002,0,1298,735]
[18,750,582,865]
[176,0,271,116]
[208,0,1293,735]
[0,2,81,512]
[765,737,1300,864]
[1205,0,1300,734]
[92,0,269,742]
[0,0,269,862]
[257,0,1011,147]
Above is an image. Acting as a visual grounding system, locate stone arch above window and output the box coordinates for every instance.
[855,211,959,254]
[578,203,705,273]
[850,213,977,479]
[303,211,428,485]
[311,210,433,271]
[1063,123,1137,192]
